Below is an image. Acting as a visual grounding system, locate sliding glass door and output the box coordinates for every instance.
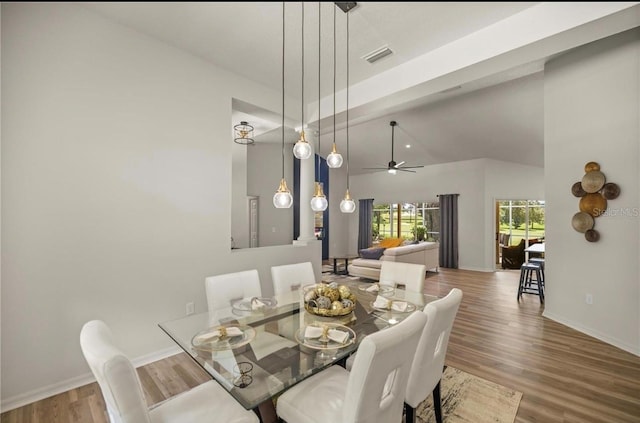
[496,200,545,267]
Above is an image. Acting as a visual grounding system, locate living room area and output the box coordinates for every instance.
[2,3,640,422]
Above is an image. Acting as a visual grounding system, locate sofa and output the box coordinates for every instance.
[347,241,439,281]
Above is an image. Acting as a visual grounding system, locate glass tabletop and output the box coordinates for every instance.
[158,280,437,410]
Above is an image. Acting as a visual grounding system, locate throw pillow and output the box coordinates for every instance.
[359,247,385,260]
[378,238,404,248]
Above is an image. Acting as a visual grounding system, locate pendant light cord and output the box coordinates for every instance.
[301,3,304,133]
[346,9,350,189]
[281,1,286,180]
[332,4,336,147]
[317,2,321,182]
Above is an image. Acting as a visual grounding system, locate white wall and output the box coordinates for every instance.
[543,28,640,355]
[349,158,544,271]
[231,141,250,248]
[1,3,320,408]
[328,165,349,256]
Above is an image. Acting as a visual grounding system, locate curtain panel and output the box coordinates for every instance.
[439,194,459,268]
[358,199,374,251]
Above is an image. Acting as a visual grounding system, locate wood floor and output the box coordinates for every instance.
[2,268,639,422]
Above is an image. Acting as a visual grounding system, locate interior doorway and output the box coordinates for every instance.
[496,200,545,269]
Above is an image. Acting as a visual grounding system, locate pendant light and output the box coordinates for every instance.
[340,12,356,213]
[340,7,356,214]
[293,3,312,160]
[310,2,328,212]
[274,2,293,209]
[326,5,343,169]
[233,121,254,145]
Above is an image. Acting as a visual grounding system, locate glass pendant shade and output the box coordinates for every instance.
[310,182,328,212]
[340,189,356,213]
[293,131,312,159]
[326,143,343,168]
[273,178,293,208]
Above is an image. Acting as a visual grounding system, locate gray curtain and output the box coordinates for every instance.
[358,199,374,251]
[439,194,459,268]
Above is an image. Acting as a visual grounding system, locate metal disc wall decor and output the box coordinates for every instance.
[579,193,607,217]
[571,212,594,233]
[581,171,605,193]
[570,162,620,242]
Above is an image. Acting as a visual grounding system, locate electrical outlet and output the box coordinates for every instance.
[585,294,593,305]
[186,302,195,315]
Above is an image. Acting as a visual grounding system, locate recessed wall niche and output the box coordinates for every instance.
[231,99,296,249]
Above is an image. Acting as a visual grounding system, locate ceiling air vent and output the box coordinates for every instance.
[362,46,393,64]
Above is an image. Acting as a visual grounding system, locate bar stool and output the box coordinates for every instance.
[529,258,545,285]
[518,262,544,303]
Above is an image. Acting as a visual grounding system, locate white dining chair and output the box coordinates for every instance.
[276,311,427,423]
[379,261,427,293]
[205,269,261,312]
[270,262,315,296]
[80,320,258,423]
[205,269,296,361]
[404,288,463,423]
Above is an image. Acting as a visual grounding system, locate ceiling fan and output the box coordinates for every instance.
[363,121,425,174]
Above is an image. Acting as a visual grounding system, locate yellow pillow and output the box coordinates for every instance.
[378,238,404,248]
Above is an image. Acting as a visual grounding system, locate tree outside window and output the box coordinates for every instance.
[372,201,439,242]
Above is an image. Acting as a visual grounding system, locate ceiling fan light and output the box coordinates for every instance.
[293,131,312,159]
[273,178,293,208]
[326,142,343,168]
[388,168,397,175]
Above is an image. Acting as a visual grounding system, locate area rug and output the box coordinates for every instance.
[417,367,522,423]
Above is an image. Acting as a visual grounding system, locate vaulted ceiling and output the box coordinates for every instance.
[82,2,640,174]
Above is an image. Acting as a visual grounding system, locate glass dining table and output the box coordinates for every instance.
[158,279,438,421]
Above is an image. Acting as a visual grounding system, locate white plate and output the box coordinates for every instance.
[370,300,417,313]
[231,297,277,312]
[295,322,356,351]
[191,325,256,352]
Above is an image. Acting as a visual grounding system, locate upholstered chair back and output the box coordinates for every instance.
[344,311,427,423]
[271,262,315,296]
[405,288,463,408]
[379,261,427,293]
[205,269,261,312]
[80,320,151,423]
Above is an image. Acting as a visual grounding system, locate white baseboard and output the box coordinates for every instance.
[542,311,640,356]
[1,345,182,413]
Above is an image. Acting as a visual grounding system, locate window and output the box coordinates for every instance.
[372,201,439,242]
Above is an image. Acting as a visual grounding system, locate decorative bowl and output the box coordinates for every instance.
[303,283,356,317]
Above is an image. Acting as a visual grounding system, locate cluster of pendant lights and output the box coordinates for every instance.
[273,2,355,215]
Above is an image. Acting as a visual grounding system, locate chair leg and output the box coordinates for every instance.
[517,267,525,300]
[404,402,417,423]
[433,381,443,423]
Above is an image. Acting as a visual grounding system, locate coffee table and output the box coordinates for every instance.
[329,254,359,275]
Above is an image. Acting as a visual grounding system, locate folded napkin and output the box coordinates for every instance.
[365,284,379,293]
[250,297,268,310]
[195,327,243,343]
[373,295,408,312]
[304,326,349,344]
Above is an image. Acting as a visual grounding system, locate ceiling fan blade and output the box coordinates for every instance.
[396,161,406,167]
[397,168,417,173]
[362,167,389,170]
[398,165,424,169]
